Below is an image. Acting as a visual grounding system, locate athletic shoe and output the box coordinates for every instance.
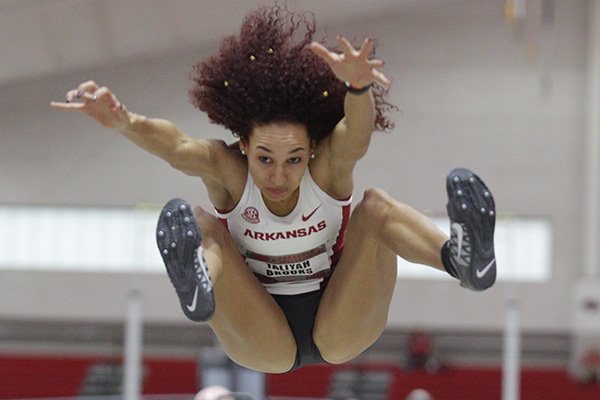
[156,198,214,321]
[446,168,496,291]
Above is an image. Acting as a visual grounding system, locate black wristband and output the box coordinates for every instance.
[345,81,372,95]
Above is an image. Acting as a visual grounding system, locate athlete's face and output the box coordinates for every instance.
[242,122,313,210]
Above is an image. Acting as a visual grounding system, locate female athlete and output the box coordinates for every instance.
[51,5,496,373]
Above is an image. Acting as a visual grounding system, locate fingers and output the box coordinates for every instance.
[51,82,126,117]
[50,101,86,111]
[312,36,380,64]
[336,36,374,60]
[63,80,99,103]
[358,38,374,59]
[309,42,339,65]
[95,87,127,113]
[336,35,356,56]
[373,70,391,90]
[368,59,384,68]
[311,36,390,91]
[77,80,100,98]
[83,86,110,104]
[52,82,122,107]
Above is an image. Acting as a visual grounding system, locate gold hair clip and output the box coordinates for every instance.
[224,80,229,87]
[249,55,256,61]
[268,48,274,54]
[322,90,329,97]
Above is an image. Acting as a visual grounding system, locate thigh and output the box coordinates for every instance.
[313,190,398,364]
[194,208,296,373]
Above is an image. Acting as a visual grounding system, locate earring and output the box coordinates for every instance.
[310,154,315,159]
[241,149,246,155]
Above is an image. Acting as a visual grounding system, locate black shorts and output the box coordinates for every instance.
[271,287,327,371]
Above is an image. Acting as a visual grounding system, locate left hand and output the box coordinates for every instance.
[310,36,391,90]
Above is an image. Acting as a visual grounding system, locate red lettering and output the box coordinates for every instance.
[244,221,327,241]
[265,232,276,240]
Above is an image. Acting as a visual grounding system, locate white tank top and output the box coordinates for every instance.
[215,168,352,295]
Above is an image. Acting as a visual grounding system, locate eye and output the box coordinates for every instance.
[258,156,272,164]
[288,157,302,164]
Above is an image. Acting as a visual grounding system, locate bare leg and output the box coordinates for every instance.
[314,188,448,363]
[193,208,297,373]
[377,196,448,271]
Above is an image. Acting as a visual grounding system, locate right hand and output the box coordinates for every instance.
[310,36,391,91]
[50,81,130,130]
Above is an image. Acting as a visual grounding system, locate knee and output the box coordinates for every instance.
[314,309,386,365]
[193,207,229,242]
[229,347,297,374]
[354,188,394,229]
[356,188,417,229]
[259,350,297,374]
[313,334,353,365]
[314,328,383,365]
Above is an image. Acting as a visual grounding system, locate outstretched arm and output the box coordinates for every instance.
[310,37,390,159]
[309,36,390,193]
[50,81,226,179]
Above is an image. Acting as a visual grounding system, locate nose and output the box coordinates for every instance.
[270,164,287,185]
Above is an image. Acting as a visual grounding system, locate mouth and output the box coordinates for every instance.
[265,187,288,198]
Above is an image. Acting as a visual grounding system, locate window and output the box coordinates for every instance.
[0,205,552,282]
[397,216,552,282]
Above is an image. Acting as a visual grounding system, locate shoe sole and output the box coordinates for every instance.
[446,168,496,291]
[156,198,214,321]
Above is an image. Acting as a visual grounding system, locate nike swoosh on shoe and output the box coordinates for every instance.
[186,285,199,312]
[476,259,496,279]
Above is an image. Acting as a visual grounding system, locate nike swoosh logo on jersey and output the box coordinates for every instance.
[476,259,496,279]
[302,205,321,222]
[186,285,199,312]
[452,222,464,259]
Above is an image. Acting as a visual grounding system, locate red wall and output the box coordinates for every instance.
[266,363,600,400]
[2,354,600,399]
[0,354,197,397]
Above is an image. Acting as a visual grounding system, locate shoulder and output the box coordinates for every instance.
[202,139,248,209]
[308,136,355,200]
[206,138,238,156]
[207,139,246,170]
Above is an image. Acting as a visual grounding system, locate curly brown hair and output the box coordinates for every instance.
[189,4,395,144]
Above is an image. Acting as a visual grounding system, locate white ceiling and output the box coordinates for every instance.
[1,0,425,87]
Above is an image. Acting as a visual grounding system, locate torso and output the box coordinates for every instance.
[214,169,352,295]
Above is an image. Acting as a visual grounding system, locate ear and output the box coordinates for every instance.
[310,138,317,153]
[239,138,248,155]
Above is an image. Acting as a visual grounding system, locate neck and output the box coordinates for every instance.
[262,187,300,217]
